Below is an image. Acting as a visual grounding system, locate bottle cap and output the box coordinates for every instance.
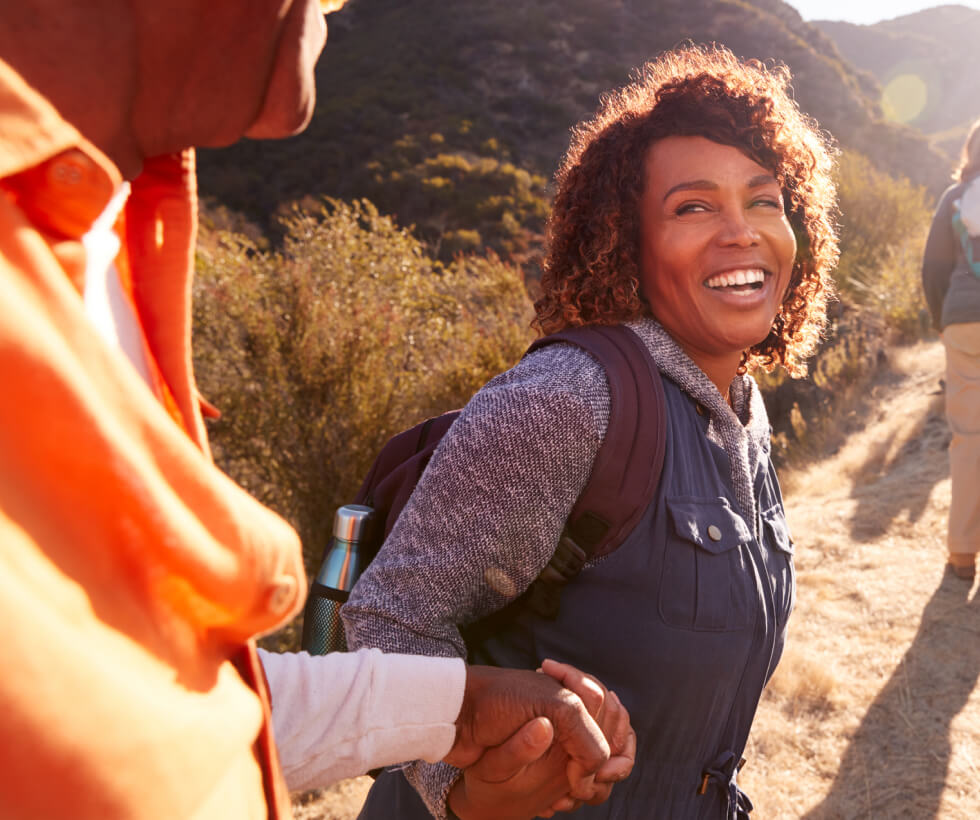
[333,504,374,542]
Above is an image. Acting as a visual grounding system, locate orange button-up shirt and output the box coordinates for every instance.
[0,58,304,818]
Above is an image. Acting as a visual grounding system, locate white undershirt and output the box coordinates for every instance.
[79,189,464,789]
[259,648,464,790]
[81,182,153,385]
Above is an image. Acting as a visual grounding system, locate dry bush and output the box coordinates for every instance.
[834,149,933,338]
[192,199,534,588]
[759,305,890,468]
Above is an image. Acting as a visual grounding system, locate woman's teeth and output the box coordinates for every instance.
[705,269,766,289]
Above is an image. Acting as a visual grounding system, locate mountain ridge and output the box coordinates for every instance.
[198,0,957,259]
[813,4,980,152]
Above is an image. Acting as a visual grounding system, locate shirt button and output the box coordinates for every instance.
[49,154,91,186]
[695,403,707,417]
[51,163,81,185]
[267,576,298,615]
[707,525,722,541]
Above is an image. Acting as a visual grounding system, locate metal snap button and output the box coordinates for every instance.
[707,524,722,541]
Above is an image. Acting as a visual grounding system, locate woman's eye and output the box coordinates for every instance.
[752,197,783,209]
[676,202,709,215]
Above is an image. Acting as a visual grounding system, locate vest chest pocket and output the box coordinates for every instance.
[659,497,757,632]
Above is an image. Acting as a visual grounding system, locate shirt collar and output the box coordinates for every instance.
[0,57,122,241]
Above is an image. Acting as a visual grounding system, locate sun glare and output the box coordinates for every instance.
[881,73,929,124]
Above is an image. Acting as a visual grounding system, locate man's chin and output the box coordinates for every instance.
[243,96,315,141]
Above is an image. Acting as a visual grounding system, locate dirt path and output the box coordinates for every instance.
[742,339,980,819]
[295,339,979,819]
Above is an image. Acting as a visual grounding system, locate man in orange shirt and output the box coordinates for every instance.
[0,1,632,818]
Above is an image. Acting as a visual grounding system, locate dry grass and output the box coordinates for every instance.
[742,339,980,819]
[297,339,980,820]
[291,778,373,820]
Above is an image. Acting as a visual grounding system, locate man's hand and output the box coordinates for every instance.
[443,660,635,819]
[443,664,609,776]
[448,717,571,820]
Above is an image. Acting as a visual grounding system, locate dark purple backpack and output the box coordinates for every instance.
[303,324,666,650]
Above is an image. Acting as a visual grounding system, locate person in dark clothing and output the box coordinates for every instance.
[343,44,839,820]
[921,118,980,580]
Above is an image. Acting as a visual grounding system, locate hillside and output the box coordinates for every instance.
[815,5,980,154]
[197,0,950,264]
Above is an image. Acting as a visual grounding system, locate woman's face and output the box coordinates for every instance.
[638,136,797,384]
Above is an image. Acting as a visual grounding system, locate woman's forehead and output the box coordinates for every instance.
[643,137,777,192]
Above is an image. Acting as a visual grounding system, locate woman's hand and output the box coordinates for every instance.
[539,659,636,813]
[447,716,572,820]
[445,665,609,775]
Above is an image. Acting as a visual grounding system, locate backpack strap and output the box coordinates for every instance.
[353,409,461,551]
[953,207,980,278]
[513,324,667,619]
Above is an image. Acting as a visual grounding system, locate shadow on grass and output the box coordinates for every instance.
[846,391,950,543]
[802,568,980,819]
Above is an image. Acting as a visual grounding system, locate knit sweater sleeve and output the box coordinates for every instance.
[342,343,609,819]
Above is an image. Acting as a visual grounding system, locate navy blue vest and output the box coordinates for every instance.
[358,376,794,819]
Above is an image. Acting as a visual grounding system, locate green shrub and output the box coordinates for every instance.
[192,199,534,573]
[441,228,483,256]
[365,138,550,262]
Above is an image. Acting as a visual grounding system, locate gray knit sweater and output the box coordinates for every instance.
[342,316,773,819]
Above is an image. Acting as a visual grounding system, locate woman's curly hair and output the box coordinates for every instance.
[534,44,839,377]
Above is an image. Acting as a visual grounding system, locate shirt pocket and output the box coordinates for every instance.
[659,496,756,632]
[761,504,795,623]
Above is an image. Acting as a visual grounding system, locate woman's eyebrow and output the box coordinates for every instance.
[662,179,717,200]
[747,173,779,189]
[662,173,779,201]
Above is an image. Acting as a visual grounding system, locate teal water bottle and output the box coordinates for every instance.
[301,504,374,654]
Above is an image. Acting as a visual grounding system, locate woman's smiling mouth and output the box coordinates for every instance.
[704,268,767,292]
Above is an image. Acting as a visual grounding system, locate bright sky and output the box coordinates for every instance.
[783,0,980,25]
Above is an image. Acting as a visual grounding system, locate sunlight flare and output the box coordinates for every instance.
[881,73,929,124]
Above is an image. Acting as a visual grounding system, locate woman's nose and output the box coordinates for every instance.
[717,208,761,247]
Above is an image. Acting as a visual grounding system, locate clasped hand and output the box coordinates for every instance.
[445,659,636,820]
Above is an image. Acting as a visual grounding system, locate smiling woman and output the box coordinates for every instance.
[344,44,839,820]
[536,45,838,381]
